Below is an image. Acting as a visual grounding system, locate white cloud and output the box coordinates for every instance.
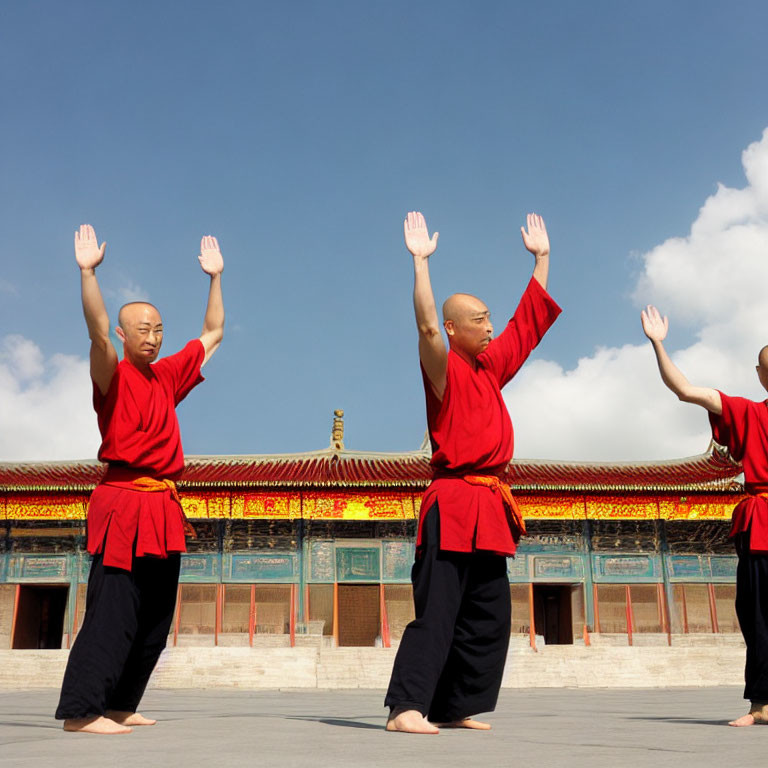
[0,337,100,461]
[507,128,768,461]
[102,275,151,305]
[118,279,150,303]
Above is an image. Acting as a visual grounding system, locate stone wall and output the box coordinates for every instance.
[0,644,745,691]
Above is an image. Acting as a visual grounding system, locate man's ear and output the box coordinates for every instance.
[444,319,454,337]
[115,326,126,343]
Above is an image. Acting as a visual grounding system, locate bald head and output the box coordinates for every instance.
[759,346,768,370]
[442,293,494,358]
[442,293,488,323]
[115,302,164,367]
[118,302,161,329]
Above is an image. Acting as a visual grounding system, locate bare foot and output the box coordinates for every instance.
[105,710,157,726]
[729,713,756,727]
[63,716,132,735]
[434,718,492,730]
[386,709,439,734]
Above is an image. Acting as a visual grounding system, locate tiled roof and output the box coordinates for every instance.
[0,442,743,493]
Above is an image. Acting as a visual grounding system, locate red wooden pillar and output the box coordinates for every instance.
[625,585,634,646]
[173,585,183,647]
[680,586,689,634]
[657,583,671,646]
[379,584,391,648]
[593,584,601,634]
[528,583,536,650]
[9,584,20,649]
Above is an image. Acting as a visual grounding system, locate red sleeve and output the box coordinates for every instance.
[421,361,447,446]
[156,339,205,405]
[92,364,120,418]
[479,277,562,387]
[709,392,749,461]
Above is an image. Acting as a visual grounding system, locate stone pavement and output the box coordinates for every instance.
[0,687,765,768]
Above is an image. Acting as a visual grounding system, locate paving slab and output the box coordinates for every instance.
[0,687,763,768]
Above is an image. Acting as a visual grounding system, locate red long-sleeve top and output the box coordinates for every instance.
[709,392,768,552]
[87,339,205,570]
[418,277,561,556]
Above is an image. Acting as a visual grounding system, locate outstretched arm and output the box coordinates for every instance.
[406,212,447,399]
[521,213,550,290]
[75,225,118,395]
[641,305,722,414]
[198,236,225,368]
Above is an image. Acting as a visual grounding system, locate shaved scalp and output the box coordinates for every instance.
[759,346,768,369]
[118,302,161,328]
[442,293,487,323]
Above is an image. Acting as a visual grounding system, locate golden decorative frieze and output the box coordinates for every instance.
[1,489,740,522]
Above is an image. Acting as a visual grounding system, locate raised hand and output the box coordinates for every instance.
[641,305,669,343]
[521,213,549,258]
[404,211,439,260]
[198,235,224,276]
[74,224,106,271]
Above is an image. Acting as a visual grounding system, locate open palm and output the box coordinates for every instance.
[520,213,549,258]
[641,305,669,342]
[198,235,224,275]
[404,211,439,260]
[74,224,106,270]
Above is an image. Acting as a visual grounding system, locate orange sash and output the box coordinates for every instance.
[130,477,197,539]
[462,475,526,539]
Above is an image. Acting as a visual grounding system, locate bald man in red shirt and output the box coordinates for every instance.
[642,305,768,727]
[55,225,224,734]
[385,212,561,734]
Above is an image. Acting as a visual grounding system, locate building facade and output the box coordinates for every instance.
[0,424,745,652]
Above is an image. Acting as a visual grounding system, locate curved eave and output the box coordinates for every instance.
[0,441,744,494]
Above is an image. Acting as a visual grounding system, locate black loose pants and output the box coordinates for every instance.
[55,553,180,720]
[385,504,511,722]
[735,532,768,702]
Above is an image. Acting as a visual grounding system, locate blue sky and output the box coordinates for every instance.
[2,0,768,460]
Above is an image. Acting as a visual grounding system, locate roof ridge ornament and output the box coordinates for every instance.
[420,429,432,455]
[330,409,345,451]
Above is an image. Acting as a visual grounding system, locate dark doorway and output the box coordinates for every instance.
[12,585,68,649]
[533,585,573,645]
[337,584,380,646]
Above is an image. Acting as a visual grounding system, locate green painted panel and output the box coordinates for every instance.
[667,555,705,580]
[507,555,529,581]
[593,554,660,582]
[227,553,296,582]
[336,547,380,582]
[180,554,219,582]
[518,534,582,553]
[308,541,335,582]
[8,555,69,581]
[533,555,584,581]
[709,556,737,580]
[382,541,414,581]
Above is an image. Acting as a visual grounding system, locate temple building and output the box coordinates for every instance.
[0,411,745,652]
